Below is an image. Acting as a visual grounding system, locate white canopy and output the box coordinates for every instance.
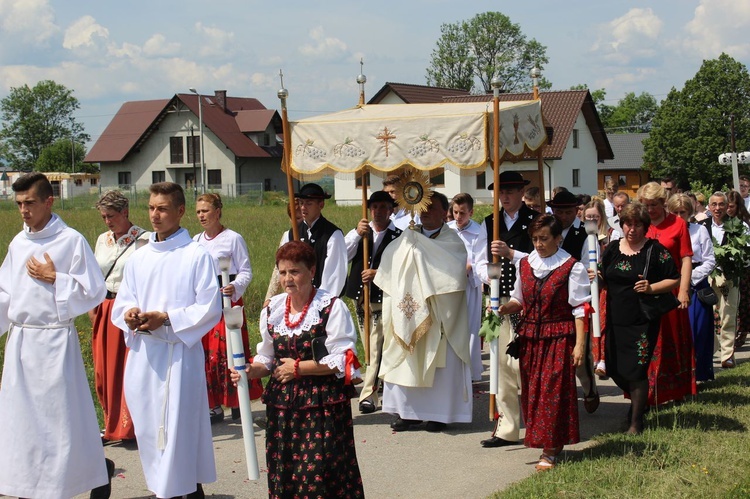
[288,100,546,179]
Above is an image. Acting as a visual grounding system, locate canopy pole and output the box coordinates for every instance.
[278,70,298,241]
[531,67,545,205]
[489,78,502,422]
[361,175,371,364]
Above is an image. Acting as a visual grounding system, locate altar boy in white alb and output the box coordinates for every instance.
[112,182,221,499]
[0,172,111,499]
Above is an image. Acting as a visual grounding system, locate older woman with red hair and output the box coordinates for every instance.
[234,241,364,497]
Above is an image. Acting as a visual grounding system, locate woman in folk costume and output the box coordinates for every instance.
[90,190,149,442]
[637,182,695,405]
[194,193,262,423]
[497,215,591,471]
[233,241,364,497]
[668,194,716,382]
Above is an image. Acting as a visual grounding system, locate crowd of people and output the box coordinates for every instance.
[1,169,749,497]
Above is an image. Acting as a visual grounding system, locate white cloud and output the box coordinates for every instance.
[591,8,663,64]
[195,22,235,58]
[143,33,180,57]
[0,0,58,44]
[298,26,348,61]
[62,15,111,61]
[679,0,750,58]
[250,72,275,90]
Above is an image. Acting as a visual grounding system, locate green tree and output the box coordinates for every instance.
[426,12,549,93]
[36,138,96,173]
[602,92,658,133]
[0,80,89,170]
[643,53,750,189]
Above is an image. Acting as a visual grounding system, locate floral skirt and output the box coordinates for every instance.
[519,335,579,449]
[266,402,364,498]
[606,320,660,391]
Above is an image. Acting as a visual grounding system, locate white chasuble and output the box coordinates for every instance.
[112,228,222,498]
[375,227,470,384]
[0,214,109,498]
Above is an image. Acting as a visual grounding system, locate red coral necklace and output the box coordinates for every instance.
[284,288,317,329]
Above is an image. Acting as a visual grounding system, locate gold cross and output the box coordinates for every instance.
[377,126,396,157]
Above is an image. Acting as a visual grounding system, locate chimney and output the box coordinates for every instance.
[214,90,227,112]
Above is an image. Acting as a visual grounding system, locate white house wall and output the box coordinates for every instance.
[548,112,599,196]
[99,111,237,194]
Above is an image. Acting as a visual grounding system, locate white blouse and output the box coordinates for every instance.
[193,228,252,302]
[255,289,361,380]
[94,225,150,293]
[509,249,591,318]
[688,222,716,286]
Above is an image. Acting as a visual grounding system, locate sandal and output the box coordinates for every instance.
[535,453,557,471]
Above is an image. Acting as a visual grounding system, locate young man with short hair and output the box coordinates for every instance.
[0,172,112,498]
[112,182,222,499]
[448,192,487,381]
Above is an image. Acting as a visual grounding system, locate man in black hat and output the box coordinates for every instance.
[296,183,347,296]
[344,191,403,414]
[475,171,539,448]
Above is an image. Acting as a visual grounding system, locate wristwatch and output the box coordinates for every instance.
[163,313,171,327]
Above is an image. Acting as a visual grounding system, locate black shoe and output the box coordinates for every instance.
[231,407,241,421]
[186,483,205,499]
[480,436,516,448]
[209,407,224,424]
[359,400,376,414]
[390,417,422,432]
[90,458,115,499]
[425,421,447,432]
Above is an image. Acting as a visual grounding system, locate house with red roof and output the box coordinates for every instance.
[334,82,613,204]
[85,90,284,196]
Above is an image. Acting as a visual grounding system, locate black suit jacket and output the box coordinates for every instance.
[484,204,540,296]
[345,226,402,303]
[562,223,587,261]
[701,217,728,245]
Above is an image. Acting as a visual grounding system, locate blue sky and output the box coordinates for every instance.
[1,0,748,148]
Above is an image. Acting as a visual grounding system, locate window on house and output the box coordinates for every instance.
[476,171,486,190]
[430,168,445,187]
[355,172,370,189]
[118,171,132,186]
[74,179,82,186]
[207,169,222,188]
[170,137,184,164]
[90,178,98,186]
[572,129,579,149]
[187,136,200,164]
[572,169,580,188]
[263,133,271,146]
[152,170,166,184]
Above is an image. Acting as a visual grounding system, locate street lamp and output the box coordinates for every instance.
[188,87,206,193]
[718,115,749,190]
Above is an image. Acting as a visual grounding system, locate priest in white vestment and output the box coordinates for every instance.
[0,173,110,499]
[112,182,222,499]
[375,191,473,432]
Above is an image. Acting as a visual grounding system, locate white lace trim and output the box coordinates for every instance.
[266,289,334,337]
[254,354,273,371]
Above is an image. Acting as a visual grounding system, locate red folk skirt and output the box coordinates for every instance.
[647,303,696,406]
[203,297,263,408]
[519,334,580,449]
[91,297,135,441]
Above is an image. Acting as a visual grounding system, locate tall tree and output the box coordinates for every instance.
[36,138,95,173]
[426,12,549,93]
[643,53,750,189]
[602,92,658,133]
[0,80,89,170]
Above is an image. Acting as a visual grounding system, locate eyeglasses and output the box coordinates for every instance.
[584,216,600,221]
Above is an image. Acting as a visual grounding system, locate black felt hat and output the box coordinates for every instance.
[296,183,332,200]
[367,190,396,208]
[546,190,579,208]
[487,171,531,190]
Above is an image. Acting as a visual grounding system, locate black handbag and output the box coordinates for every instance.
[506,334,520,359]
[696,286,718,306]
[638,243,680,321]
